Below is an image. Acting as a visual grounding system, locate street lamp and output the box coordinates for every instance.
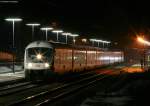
[101,40,111,48]
[52,30,63,42]
[26,23,40,41]
[62,32,71,44]
[105,41,111,48]
[5,18,22,73]
[90,39,110,48]
[90,39,96,46]
[69,34,79,44]
[40,27,53,41]
[95,39,103,47]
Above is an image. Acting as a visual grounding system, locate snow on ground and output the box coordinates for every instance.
[0,65,23,74]
[0,65,24,82]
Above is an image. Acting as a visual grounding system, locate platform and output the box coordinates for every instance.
[0,71,24,83]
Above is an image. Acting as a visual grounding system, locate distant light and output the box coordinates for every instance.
[90,39,110,43]
[40,27,53,31]
[5,18,22,22]
[90,39,96,41]
[137,36,150,46]
[137,37,145,43]
[82,38,87,43]
[52,30,63,33]
[69,34,79,37]
[0,1,18,3]
[102,41,111,43]
[73,39,76,43]
[62,32,71,36]
[26,23,40,26]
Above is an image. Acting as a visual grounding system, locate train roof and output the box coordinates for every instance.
[25,40,102,51]
[25,41,123,52]
[25,41,53,49]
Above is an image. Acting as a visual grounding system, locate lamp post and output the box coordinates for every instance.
[69,34,79,44]
[137,36,147,71]
[5,18,22,73]
[26,23,40,41]
[52,30,63,42]
[105,41,111,48]
[90,39,96,46]
[62,32,71,44]
[90,39,110,48]
[40,27,53,41]
[95,39,103,48]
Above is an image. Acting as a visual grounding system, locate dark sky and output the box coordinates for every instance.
[0,0,149,50]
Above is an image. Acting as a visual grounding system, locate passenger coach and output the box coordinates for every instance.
[24,41,124,80]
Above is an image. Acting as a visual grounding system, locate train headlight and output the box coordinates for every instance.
[28,63,32,68]
[36,54,42,60]
[45,63,49,68]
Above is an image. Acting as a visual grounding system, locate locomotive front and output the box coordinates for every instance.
[24,41,54,80]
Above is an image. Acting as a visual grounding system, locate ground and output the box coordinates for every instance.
[51,63,150,106]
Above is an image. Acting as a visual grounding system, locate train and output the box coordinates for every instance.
[24,41,124,80]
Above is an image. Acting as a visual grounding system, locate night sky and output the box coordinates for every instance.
[0,0,149,50]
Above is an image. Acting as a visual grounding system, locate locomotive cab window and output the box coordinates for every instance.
[26,47,53,63]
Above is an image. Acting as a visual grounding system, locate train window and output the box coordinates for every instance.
[27,47,53,63]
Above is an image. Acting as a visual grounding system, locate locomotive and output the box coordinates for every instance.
[24,41,124,80]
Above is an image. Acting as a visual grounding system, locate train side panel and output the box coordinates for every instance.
[87,50,97,69]
[54,48,72,73]
[73,50,86,72]
[53,48,124,74]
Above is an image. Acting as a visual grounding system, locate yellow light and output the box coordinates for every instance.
[137,37,144,43]
[36,54,42,60]
[137,36,150,46]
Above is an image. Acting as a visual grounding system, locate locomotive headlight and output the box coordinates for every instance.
[36,54,42,60]
[45,63,49,68]
[28,63,32,68]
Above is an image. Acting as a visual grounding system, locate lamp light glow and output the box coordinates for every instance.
[52,30,63,42]
[40,27,53,41]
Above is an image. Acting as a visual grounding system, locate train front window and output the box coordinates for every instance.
[27,47,53,63]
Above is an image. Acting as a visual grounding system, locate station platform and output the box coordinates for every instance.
[0,64,24,83]
[0,71,24,83]
[0,63,142,84]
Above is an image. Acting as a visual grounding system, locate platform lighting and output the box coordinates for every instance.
[90,39,97,46]
[99,40,111,48]
[40,27,53,41]
[90,39,103,47]
[62,32,71,44]
[69,34,79,44]
[5,17,22,73]
[90,39,111,48]
[104,41,111,48]
[52,30,63,42]
[82,38,87,43]
[94,39,102,47]
[26,23,40,41]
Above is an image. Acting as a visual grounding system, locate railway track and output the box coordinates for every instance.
[0,70,94,97]
[0,81,42,96]
[8,71,114,106]
[0,64,125,106]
